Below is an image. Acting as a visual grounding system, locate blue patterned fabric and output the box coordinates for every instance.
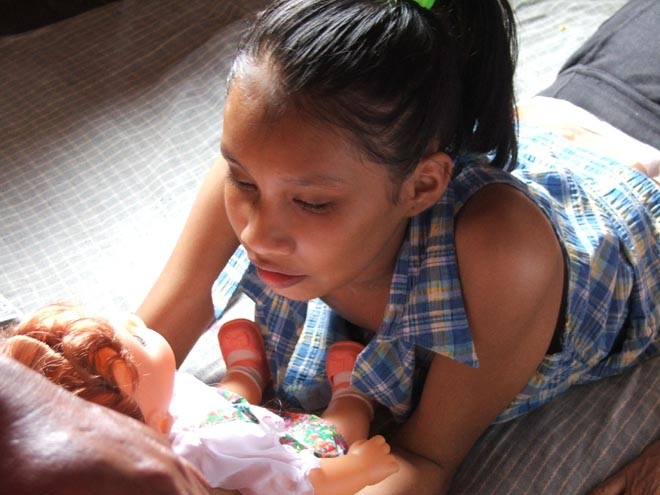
[212,123,659,423]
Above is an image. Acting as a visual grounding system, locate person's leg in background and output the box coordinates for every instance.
[539,0,660,150]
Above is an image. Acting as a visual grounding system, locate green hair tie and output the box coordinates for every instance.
[414,0,435,8]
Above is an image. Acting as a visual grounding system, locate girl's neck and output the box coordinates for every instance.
[322,275,392,333]
[322,217,408,333]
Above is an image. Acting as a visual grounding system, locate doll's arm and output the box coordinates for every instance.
[308,435,399,495]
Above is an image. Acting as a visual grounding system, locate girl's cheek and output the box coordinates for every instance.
[224,189,247,230]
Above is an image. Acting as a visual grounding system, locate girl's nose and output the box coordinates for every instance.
[239,203,294,257]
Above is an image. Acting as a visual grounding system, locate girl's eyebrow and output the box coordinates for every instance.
[220,146,242,166]
[221,146,348,187]
[283,175,348,187]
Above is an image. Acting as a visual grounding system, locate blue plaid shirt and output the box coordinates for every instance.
[212,124,659,424]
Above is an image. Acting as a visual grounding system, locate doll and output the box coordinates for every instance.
[0,304,398,495]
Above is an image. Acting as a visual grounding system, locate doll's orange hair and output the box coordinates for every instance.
[0,303,144,421]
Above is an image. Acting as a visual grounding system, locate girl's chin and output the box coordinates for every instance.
[267,279,326,302]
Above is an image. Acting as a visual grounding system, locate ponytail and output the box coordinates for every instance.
[439,0,518,169]
[232,0,518,179]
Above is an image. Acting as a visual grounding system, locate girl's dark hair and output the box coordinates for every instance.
[231,0,518,178]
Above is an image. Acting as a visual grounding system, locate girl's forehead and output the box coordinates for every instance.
[226,71,297,133]
[224,66,398,191]
[228,59,336,136]
[225,79,361,163]
[229,58,287,110]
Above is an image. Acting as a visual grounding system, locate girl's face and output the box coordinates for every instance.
[113,315,176,434]
[221,76,413,304]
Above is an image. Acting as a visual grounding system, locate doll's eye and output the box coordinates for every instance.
[132,334,147,347]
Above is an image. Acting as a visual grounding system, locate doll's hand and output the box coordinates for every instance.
[589,439,660,495]
[0,356,217,495]
[346,435,400,485]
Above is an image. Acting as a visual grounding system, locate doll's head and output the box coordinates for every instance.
[229,0,518,178]
[0,304,176,434]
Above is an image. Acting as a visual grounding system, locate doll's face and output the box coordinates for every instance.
[113,315,176,434]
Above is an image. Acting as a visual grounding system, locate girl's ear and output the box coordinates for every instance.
[401,152,452,216]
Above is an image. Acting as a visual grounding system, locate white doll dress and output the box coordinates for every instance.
[168,372,321,495]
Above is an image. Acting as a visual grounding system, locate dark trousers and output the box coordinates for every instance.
[540,0,660,150]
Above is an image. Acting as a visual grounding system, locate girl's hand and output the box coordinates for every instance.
[589,440,660,494]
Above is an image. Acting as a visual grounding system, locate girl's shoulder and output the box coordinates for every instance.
[454,181,564,348]
[454,181,562,286]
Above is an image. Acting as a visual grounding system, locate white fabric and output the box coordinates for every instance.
[518,96,660,177]
[168,373,320,495]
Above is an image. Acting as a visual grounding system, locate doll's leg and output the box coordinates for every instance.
[322,341,374,445]
[218,319,271,405]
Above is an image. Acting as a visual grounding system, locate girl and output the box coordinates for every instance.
[137,0,659,493]
[1,304,398,495]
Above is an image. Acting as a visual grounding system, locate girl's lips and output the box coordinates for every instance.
[256,267,306,289]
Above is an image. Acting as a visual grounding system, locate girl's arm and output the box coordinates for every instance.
[138,156,239,365]
[358,184,566,494]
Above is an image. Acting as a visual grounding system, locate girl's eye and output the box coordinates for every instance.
[227,173,257,191]
[294,199,333,214]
